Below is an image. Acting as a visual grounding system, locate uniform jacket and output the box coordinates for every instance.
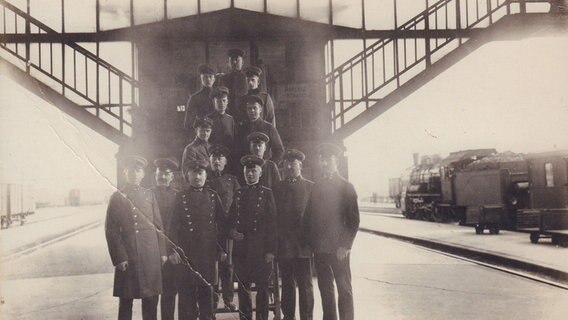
[207,112,235,148]
[273,177,314,259]
[181,138,210,174]
[260,160,281,189]
[227,184,277,283]
[219,70,247,118]
[169,187,226,286]
[206,172,241,214]
[235,118,284,163]
[235,89,276,127]
[105,185,167,299]
[302,173,360,254]
[184,87,214,131]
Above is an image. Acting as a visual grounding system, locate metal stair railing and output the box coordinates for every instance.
[326,0,534,134]
[0,0,135,138]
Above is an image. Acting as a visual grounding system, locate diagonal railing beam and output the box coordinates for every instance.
[325,0,551,135]
[0,56,128,145]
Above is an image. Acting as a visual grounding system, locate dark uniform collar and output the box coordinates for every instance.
[191,187,204,192]
[248,88,261,95]
[246,183,260,189]
[200,86,212,93]
[212,170,223,177]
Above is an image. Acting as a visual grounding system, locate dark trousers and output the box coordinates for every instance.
[118,296,159,320]
[238,282,269,320]
[219,260,235,303]
[314,253,354,320]
[279,258,314,320]
[178,285,214,320]
[160,263,178,320]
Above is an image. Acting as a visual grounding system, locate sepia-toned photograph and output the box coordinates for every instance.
[1,0,568,319]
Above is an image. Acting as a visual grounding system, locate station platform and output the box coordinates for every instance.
[359,211,568,285]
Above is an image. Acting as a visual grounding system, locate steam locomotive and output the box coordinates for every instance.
[390,149,568,242]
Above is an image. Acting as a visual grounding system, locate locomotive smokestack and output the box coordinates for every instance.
[413,153,419,166]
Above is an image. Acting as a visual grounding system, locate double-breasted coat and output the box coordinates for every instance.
[169,187,226,286]
[227,184,277,283]
[273,177,314,259]
[105,185,167,299]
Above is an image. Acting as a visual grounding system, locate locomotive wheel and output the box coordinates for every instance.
[489,227,500,235]
[432,207,445,223]
[475,226,483,234]
[530,232,540,244]
[552,235,560,246]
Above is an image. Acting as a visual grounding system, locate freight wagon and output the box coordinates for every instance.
[0,184,35,229]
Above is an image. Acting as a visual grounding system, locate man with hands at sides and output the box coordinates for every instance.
[168,160,226,320]
[302,143,360,320]
[105,155,168,320]
[227,155,277,320]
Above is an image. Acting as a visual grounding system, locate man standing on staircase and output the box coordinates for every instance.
[184,64,217,136]
[219,49,248,118]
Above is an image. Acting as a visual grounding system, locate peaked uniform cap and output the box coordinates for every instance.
[209,144,231,157]
[247,132,270,144]
[244,66,262,77]
[228,48,245,58]
[193,116,214,129]
[242,94,263,106]
[240,155,265,168]
[283,149,306,162]
[198,63,216,75]
[185,159,209,172]
[317,143,343,157]
[154,157,179,171]
[211,86,229,99]
[121,155,148,168]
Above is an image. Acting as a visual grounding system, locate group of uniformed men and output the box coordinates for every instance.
[105,48,360,320]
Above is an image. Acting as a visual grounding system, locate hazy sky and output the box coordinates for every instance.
[0,76,118,195]
[346,34,568,196]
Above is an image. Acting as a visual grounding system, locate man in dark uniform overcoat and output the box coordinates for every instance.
[205,144,240,311]
[219,49,248,118]
[168,159,226,320]
[152,157,180,320]
[273,149,314,320]
[184,63,217,134]
[227,155,277,320]
[105,155,168,320]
